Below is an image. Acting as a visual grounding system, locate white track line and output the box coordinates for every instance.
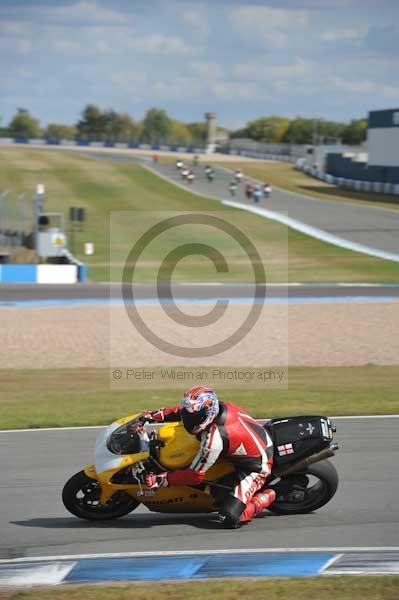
[1,414,398,434]
[223,200,399,263]
[145,162,399,262]
[1,547,398,564]
[324,569,399,575]
[217,163,399,216]
[0,425,105,433]
[329,414,399,419]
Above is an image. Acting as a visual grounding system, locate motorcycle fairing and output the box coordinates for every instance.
[157,421,201,469]
[84,418,235,509]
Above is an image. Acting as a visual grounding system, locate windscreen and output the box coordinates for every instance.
[107,419,150,455]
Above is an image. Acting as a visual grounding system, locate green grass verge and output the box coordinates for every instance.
[2,576,399,600]
[1,366,398,430]
[0,148,398,283]
[218,160,399,210]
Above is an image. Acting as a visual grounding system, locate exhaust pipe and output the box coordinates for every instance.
[274,443,339,478]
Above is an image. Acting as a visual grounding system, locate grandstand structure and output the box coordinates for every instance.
[325,109,399,185]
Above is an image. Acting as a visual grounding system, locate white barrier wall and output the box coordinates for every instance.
[36,264,78,284]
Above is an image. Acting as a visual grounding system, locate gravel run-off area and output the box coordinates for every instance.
[1,301,398,369]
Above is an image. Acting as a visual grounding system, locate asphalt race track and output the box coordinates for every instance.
[1,417,398,559]
[2,283,399,303]
[83,149,399,256]
[3,144,399,257]
[1,149,398,561]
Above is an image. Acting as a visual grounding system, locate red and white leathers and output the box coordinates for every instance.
[146,402,275,524]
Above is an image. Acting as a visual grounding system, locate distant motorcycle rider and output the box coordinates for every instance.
[141,386,275,528]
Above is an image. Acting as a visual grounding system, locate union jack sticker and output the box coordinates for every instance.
[277,443,294,456]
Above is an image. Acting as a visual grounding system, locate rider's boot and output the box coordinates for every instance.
[217,489,276,529]
[239,489,276,523]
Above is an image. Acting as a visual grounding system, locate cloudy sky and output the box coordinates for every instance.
[1,0,398,129]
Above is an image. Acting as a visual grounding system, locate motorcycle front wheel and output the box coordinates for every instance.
[267,459,338,515]
[62,470,139,521]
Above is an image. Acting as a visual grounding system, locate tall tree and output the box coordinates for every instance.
[230,126,249,139]
[282,118,316,144]
[169,120,193,145]
[102,111,141,142]
[141,108,172,143]
[186,122,207,143]
[76,104,105,141]
[317,119,346,141]
[44,123,77,140]
[0,115,7,136]
[341,119,367,145]
[8,108,41,138]
[245,116,290,143]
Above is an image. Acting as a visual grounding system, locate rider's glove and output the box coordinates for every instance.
[142,409,166,422]
[144,472,168,489]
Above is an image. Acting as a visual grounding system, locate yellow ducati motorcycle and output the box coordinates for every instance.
[62,413,339,521]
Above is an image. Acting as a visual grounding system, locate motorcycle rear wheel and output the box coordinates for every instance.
[62,470,139,521]
[267,459,338,515]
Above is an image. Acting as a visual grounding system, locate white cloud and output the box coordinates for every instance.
[210,80,262,101]
[230,5,309,31]
[320,27,368,42]
[16,67,34,79]
[0,15,196,61]
[0,20,33,55]
[234,59,314,82]
[190,61,222,80]
[229,5,309,48]
[231,59,326,98]
[128,34,195,56]
[1,0,398,126]
[380,84,399,99]
[0,35,32,55]
[108,72,201,101]
[15,39,33,55]
[0,21,31,36]
[51,33,119,56]
[179,6,209,37]
[262,30,290,48]
[326,76,399,99]
[151,76,202,99]
[330,77,374,93]
[0,15,133,59]
[110,71,148,89]
[52,39,83,55]
[364,25,399,55]
[23,1,130,28]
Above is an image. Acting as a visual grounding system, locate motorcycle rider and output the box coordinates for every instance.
[141,386,275,528]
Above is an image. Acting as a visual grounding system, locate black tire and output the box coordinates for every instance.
[267,459,338,515]
[62,470,140,521]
